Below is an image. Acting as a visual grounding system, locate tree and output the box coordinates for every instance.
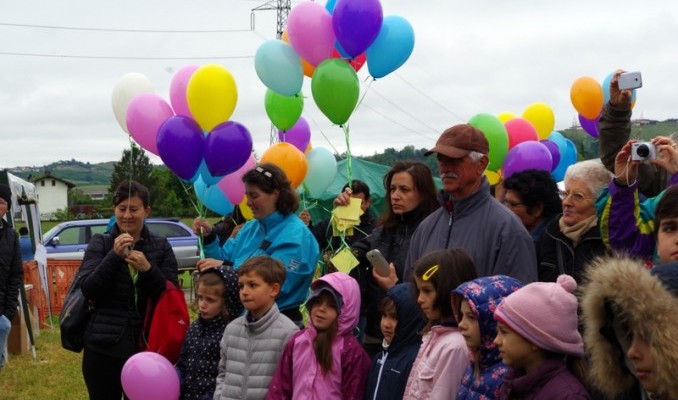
[109,144,156,202]
[150,167,197,217]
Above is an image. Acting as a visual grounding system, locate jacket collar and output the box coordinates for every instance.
[441,177,492,218]
[258,211,285,231]
[245,302,281,333]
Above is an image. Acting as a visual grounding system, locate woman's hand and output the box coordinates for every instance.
[196,258,223,272]
[651,136,678,175]
[614,141,639,186]
[193,217,212,237]
[114,233,135,258]
[126,250,151,273]
[372,262,398,292]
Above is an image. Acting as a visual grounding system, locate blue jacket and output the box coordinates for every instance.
[364,283,425,400]
[204,211,319,311]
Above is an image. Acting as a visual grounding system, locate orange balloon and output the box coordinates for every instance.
[305,142,313,154]
[260,142,308,188]
[570,77,604,120]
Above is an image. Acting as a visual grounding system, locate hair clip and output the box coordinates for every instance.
[255,166,274,180]
[422,264,439,281]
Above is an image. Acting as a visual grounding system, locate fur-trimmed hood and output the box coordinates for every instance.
[580,257,678,399]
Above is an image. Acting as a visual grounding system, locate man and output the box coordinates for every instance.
[403,124,537,283]
[0,184,23,371]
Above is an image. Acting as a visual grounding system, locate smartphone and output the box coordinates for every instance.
[366,249,390,277]
[618,71,642,90]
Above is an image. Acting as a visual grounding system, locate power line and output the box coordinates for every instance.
[0,51,253,60]
[366,85,441,134]
[0,21,252,34]
[393,69,468,123]
[358,102,437,141]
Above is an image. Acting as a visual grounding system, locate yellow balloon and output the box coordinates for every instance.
[187,64,238,132]
[484,170,501,185]
[497,112,516,123]
[239,199,253,220]
[522,102,555,141]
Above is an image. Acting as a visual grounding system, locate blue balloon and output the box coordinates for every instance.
[193,176,234,216]
[254,40,303,96]
[196,160,221,186]
[551,139,578,181]
[366,16,415,79]
[602,71,637,106]
[325,0,337,14]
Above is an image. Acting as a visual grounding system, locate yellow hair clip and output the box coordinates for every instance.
[422,264,439,281]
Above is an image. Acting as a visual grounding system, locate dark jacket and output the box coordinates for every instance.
[0,220,23,321]
[79,224,178,359]
[364,283,425,400]
[498,358,590,400]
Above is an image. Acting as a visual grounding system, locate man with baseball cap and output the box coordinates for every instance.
[403,124,537,283]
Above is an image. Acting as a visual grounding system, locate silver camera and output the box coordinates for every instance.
[631,142,656,161]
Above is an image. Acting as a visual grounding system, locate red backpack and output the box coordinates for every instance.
[142,281,190,364]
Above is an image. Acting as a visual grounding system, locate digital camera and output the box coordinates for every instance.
[631,142,656,161]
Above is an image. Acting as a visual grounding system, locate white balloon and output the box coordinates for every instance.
[111,72,154,133]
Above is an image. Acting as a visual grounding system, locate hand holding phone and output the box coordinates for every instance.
[618,71,642,90]
[366,249,390,277]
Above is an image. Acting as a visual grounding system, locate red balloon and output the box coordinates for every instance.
[504,118,539,150]
[331,49,366,72]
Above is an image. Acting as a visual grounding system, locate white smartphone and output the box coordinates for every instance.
[618,71,642,90]
[366,249,390,277]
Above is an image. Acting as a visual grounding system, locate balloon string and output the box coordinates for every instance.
[180,179,206,259]
[343,124,352,185]
[124,137,136,236]
[307,115,341,155]
[301,183,309,210]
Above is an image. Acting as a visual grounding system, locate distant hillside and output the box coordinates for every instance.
[9,159,115,186]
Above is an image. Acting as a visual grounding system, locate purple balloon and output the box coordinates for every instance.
[502,141,553,179]
[157,116,204,181]
[204,121,253,177]
[578,113,600,138]
[332,0,383,57]
[278,117,311,152]
[540,140,561,171]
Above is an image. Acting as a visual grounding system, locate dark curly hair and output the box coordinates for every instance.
[502,169,562,221]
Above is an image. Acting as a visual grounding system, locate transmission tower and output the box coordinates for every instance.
[251,0,291,39]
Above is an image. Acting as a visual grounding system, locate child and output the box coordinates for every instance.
[213,256,299,400]
[403,248,478,400]
[493,274,590,399]
[453,275,523,399]
[364,283,426,399]
[266,272,371,399]
[581,256,678,399]
[175,267,243,400]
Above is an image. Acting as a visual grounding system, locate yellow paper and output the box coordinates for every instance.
[331,197,363,237]
[329,247,359,274]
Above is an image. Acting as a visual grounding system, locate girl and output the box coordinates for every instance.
[493,274,590,399]
[176,267,243,400]
[403,248,478,399]
[267,272,371,399]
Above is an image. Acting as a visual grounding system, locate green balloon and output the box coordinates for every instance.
[265,90,304,131]
[468,113,509,171]
[311,59,359,125]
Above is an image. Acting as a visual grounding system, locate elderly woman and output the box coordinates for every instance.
[502,169,562,242]
[535,159,613,282]
[194,163,320,325]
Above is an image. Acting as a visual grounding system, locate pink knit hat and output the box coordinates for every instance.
[494,275,584,357]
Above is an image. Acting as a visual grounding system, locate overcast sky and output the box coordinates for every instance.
[2,0,678,168]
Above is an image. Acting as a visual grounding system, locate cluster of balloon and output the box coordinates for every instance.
[121,352,179,400]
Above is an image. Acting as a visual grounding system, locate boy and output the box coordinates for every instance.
[364,283,424,399]
[213,255,298,400]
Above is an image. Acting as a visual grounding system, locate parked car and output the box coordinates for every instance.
[42,218,199,269]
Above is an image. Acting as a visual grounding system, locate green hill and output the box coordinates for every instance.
[9,159,115,186]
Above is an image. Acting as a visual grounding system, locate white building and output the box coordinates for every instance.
[31,173,75,220]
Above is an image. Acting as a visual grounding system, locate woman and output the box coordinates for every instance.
[79,180,179,399]
[194,163,319,325]
[502,169,562,242]
[344,161,439,357]
[535,159,612,283]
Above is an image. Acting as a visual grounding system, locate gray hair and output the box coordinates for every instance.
[564,159,613,197]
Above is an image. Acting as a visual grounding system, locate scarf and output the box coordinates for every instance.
[559,214,597,247]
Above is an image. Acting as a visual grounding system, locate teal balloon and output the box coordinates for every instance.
[304,147,338,197]
[254,40,303,96]
[366,16,415,79]
[311,59,359,125]
[193,175,234,216]
[468,113,509,171]
[265,90,304,131]
[551,138,578,181]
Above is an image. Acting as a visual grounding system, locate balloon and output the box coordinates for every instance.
[217,154,256,205]
[125,93,174,156]
[365,16,415,79]
[468,113,509,172]
[540,140,561,171]
[332,0,383,57]
[187,64,238,132]
[281,30,316,77]
[194,174,234,215]
[239,197,254,220]
[157,116,204,181]
[484,170,501,185]
[570,76,603,120]
[502,141,553,179]
[204,121,253,177]
[325,0,338,13]
[112,73,154,134]
[260,143,308,188]
[602,71,638,108]
[278,117,311,152]
[304,147,338,197]
[265,90,304,132]
[254,40,303,97]
[169,65,198,117]
[311,59,359,125]
[579,113,600,138]
[497,112,516,123]
[522,102,555,141]
[552,139,578,181]
[121,352,179,400]
[331,49,367,72]
[287,2,335,66]
[504,118,539,149]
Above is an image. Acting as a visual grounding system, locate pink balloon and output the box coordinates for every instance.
[121,352,179,400]
[287,2,335,66]
[217,154,256,204]
[504,118,539,150]
[126,94,174,156]
[278,117,311,152]
[169,65,198,117]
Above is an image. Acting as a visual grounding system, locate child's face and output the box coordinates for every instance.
[657,216,678,263]
[458,300,481,351]
[493,321,541,371]
[415,277,440,321]
[380,311,398,344]
[310,292,338,331]
[626,325,658,393]
[197,285,225,320]
[238,271,280,320]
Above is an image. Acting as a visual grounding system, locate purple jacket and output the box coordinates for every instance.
[498,358,590,400]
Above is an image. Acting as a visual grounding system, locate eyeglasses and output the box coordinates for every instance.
[502,199,524,208]
[558,190,592,203]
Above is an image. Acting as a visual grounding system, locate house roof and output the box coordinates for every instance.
[31,172,76,189]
